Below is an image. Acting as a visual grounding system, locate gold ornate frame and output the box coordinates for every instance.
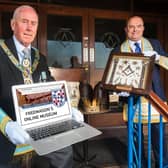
[102,52,155,95]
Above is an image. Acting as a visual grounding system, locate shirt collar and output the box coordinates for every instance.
[13,36,31,63]
[13,35,31,56]
[128,39,141,51]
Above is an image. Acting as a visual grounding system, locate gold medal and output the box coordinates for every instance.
[23,70,29,77]
[24,78,32,84]
[22,57,30,68]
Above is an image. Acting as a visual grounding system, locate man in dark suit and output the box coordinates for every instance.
[112,15,168,167]
[0,5,74,168]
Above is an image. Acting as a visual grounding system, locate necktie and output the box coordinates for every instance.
[134,42,141,53]
[22,48,33,84]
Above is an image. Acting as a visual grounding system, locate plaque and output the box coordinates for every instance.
[102,52,155,95]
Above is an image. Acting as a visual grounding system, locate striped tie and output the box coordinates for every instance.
[134,42,141,53]
[22,48,33,84]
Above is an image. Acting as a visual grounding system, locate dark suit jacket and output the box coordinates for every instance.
[0,38,53,163]
[112,38,168,101]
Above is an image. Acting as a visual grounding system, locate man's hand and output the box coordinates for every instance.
[5,121,30,145]
[71,107,84,122]
[143,51,160,61]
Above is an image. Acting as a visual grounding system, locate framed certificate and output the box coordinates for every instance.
[102,52,155,95]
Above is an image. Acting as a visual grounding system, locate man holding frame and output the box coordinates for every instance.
[110,15,168,168]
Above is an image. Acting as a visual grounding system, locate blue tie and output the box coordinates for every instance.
[134,42,141,53]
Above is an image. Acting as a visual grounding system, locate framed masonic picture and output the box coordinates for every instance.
[102,52,155,95]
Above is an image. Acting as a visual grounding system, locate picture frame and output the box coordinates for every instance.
[102,52,155,95]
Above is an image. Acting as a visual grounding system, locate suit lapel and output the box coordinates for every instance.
[4,38,23,82]
[5,38,19,60]
[31,48,35,64]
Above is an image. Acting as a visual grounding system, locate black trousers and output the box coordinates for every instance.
[1,146,73,168]
[0,161,20,168]
[32,146,73,168]
[0,165,20,168]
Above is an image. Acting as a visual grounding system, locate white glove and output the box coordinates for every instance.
[118,91,130,97]
[143,51,160,61]
[5,121,30,145]
[71,107,84,122]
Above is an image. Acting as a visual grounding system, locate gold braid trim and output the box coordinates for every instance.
[121,37,154,53]
[14,144,34,156]
[14,148,34,156]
